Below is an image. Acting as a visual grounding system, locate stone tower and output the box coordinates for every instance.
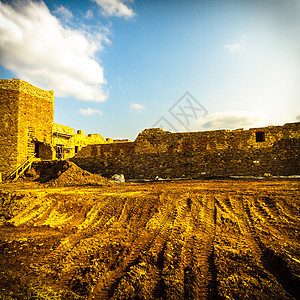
[0,78,54,178]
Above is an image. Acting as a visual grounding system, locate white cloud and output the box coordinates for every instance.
[53,5,73,22]
[0,0,108,102]
[224,43,242,52]
[224,35,246,53]
[296,115,300,121]
[193,111,265,130]
[85,9,94,19]
[79,108,103,116]
[93,0,135,18]
[130,102,144,112]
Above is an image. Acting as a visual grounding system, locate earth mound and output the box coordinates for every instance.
[29,160,113,187]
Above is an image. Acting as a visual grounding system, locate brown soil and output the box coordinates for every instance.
[27,160,114,187]
[0,178,299,299]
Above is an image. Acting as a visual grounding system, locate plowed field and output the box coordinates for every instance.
[0,179,299,299]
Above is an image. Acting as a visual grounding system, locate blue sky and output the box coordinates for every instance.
[1,0,299,140]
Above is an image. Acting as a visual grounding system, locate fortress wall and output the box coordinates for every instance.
[0,80,20,177]
[72,122,300,179]
[18,80,54,161]
[113,139,131,143]
[0,79,54,177]
[133,124,299,154]
[1,78,299,179]
[72,142,300,179]
[76,142,134,158]
[74,130,107,154]
[52,123,75,159]
[53,123,74,135]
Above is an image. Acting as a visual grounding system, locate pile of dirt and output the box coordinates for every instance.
[30,160,113,187]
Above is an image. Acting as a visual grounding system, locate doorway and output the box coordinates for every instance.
[34,142,40,158]
[56,145,63,159]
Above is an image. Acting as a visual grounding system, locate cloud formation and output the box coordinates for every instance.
[224,35,246,53]
[79,108,103,116]
[224,43,242,52]
[53,5,73,22]
[130,102,145,112]
[93,0,135,18]
[85,9,94,19]
[0,0,107,102]
[194,111,264,130]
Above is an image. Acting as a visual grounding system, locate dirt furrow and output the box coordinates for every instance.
[183,193,218,299]
[0,180,299,299]
[242,195,299,299]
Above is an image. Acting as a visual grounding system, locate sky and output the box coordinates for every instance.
[0,0,299,140]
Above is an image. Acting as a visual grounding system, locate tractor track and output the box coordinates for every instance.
[0,179,299,300]
[240,195,299,299]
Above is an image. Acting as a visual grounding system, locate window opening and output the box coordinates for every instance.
[256,131,265,142]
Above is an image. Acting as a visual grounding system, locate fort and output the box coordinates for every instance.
[0,78,129,179]
[72,123,300,179]
[1,79,300,300]
[0,78,299,180]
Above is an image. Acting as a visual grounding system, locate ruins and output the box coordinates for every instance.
[0,79,299,300]
[0,78,299,180]
[0,78,129,179]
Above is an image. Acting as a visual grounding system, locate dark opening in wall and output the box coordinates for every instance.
[56,145,63,159]
[34,142,40,158]
[256,131,265,142]
[75,146,79,154]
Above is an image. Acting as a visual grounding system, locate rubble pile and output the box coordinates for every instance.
[29,160,113,187]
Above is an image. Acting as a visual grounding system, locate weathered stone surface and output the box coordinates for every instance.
[52,125,119,159]
[1,78,299,180]
[0,78,54,177]
[72,123,300,179]
[0,79,117,177]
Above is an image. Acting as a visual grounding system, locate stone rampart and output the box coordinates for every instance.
[72,122,300,179]
[1,78,299,180]
[18,80,54,162]
[0,83,19,178]
[74,130,107,154]
[0,79,54,177]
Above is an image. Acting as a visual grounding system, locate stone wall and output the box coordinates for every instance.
[0,79,54,177]
[52,123,75,159]
[51,125,123,159]
[1,78,299,180]
[72,122,300,179]
[0,81,19,178]
[18,80,54,162]
[74,130,107,154]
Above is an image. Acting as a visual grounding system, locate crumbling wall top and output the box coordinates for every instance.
[0,78,54,102]
[135,128,171,141]
[53,123,74,135]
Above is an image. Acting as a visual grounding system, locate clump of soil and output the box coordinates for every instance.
[30,160,113,187]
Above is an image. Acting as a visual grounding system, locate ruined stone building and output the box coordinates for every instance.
[0,79,126,178]
[1,78,299,180]
[72,124,300,179]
